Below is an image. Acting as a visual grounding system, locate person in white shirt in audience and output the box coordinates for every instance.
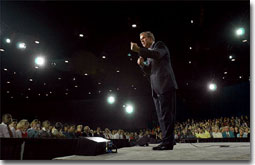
[113,130,120,139]
[0,114,13,138]
[212,127,223,138]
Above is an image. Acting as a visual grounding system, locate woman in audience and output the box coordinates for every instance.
[16,119,29,138]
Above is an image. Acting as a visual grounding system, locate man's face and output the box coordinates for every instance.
[140,34,153,48]
[4,115,12,125]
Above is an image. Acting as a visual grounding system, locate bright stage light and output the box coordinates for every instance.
[6,38,11,43]
[79,34,84,37]
[236,28,245,36]
[132,24,137,28]
[208,83,217,91]
[229,55,233,59]
[125,105,134,114]
[107,96,115,104]
[35,41,40,44]
[18,42,26,49]
[35,56,45,66]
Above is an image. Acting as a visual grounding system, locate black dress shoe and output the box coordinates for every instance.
[152,144,173,150]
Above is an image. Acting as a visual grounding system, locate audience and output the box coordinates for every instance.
[0,113,250,143]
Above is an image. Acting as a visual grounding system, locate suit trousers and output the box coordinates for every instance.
[153,89,176,145]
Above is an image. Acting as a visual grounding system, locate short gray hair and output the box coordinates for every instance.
[140,31,155,41]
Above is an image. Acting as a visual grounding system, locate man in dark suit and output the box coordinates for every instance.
[131,31,178,150]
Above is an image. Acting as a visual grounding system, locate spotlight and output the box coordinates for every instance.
[229,55,233,59]
[35,41,40,44]
[236,28,245,36]
[17,42,26,49]
[125,105,134,114]
[5,38,11,43]
[107,95,115,104]
[208,83,217,91]
[132,24,137,28]
[35,56,45,66]
[79,34,84,37]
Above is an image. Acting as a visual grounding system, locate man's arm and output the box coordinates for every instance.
[139,41,167,60]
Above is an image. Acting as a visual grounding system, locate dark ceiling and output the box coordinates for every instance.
[1,1,250,103]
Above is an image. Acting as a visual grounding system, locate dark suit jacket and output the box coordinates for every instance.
[139,41,178,96]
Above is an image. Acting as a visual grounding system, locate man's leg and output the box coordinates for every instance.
[159,89,176,146]
[153,96,165,142]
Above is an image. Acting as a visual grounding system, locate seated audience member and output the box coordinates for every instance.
[75,125,83,138]
[186,128,196,139]
[52,122,65,138]
[237,128,248,138]
[27,119,40,138]
[82,126,92,137]
[112,130,120,139]
[125,132,130,141]
[90,129,94,137]
[65,124,76,139]
[104,128,112,139]
[39,120,52,138]
[222,126,235,138]
[9,119,17,138]
[195,127,211,138]
[180,129,187,139]
[94,127,104,137]
[244,127,250,138]
[212,127,223,138]
[150,128,157,139]
[234,126,239,138]
[119,129,125,139]
[16,119,30,138]
[0,113,13,138]
[62,123,70,137]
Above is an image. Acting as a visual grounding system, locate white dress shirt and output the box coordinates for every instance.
[0,122,10,138]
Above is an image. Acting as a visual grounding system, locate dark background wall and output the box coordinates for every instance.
[2,82,250,130]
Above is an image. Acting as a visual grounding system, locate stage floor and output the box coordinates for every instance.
[53,142,250,160]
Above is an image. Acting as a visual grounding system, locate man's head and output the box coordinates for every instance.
[140,31,155,48]
[224,126,229,132]
[2,114,12,125]
[42,120,51,129]
[10,119,17,128]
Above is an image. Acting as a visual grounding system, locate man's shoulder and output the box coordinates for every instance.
[0,123,7,128]
[155,41,165,46]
